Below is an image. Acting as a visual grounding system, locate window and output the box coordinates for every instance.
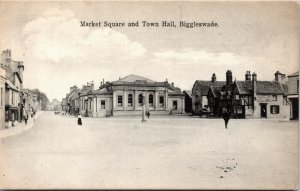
[272,95,277,101]
[270,105,280,114]
[101,100,105,109]
[138,94,143,106]
[0,87,2,107]
[128,94,133,106]
[118,96,123,106]
[149,94,153,107]
[159,96,164,107]
[195,95,199,100]
[11,91,14,105]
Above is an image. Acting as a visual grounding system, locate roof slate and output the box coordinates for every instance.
[234,80,284,94]
[193,81,226,96]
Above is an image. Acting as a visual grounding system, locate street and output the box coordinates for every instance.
[0,111,298,189]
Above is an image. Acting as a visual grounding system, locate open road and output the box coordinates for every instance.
[0,111,298,189]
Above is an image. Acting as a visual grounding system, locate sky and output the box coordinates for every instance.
[0,1,298,101]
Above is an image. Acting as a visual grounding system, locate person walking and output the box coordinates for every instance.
[23,107,28,125]
[223,109,231,129]
[77,113,82,125]
[146,110,150,119]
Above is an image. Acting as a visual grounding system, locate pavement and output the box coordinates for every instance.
[0,111,298,189]
[0,111,43,139]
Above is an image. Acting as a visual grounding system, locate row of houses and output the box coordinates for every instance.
[190,70,298,119]
[0,49,41,129]
[62,75,185,117]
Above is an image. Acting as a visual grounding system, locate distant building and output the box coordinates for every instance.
[66,85,82,116]
[192,73,225,114]
[61,98,67,113]
[287,71,299,119]
[47,99,61,111]
[0,49,25,127]
[77,75,185,117]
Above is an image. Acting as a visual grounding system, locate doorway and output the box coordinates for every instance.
[260,103,267,118]
[173,100,178,110]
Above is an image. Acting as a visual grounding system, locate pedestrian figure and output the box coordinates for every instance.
[146,110,150,119]
[77,114,82,125]
[223,109,231,129]
[23,107,27,125]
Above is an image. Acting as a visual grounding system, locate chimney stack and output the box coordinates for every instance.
[245,71,251,81]
[252,72,257,103]
[211,73,216,82]
[171,82,174,88]
[226,70,232,86]
[275,71,283,83]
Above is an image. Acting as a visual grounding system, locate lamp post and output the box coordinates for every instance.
[142,92,146,122]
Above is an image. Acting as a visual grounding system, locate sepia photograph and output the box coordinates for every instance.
[0,1,298,189]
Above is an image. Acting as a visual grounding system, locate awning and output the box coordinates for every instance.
[5,80,19,92]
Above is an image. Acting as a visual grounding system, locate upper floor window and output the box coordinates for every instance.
[0,87,2,107]
[11,91,14,105]
[272,95,277,101]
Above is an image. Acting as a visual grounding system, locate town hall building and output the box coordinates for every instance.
[77,75,185,117]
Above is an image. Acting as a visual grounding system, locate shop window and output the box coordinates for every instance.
[270,105,280,114]
[118,96,123,106]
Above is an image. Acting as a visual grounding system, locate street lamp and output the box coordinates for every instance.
[141,92,146,122]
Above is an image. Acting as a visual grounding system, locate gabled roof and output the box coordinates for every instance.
[256,81,284,94]
[192,80,226,96]
[234,81,285,95]
[183,90,192,98]
[68,88,81,101]
[209,86,223,97]
[235,81,252,95]
[116,74,155,83]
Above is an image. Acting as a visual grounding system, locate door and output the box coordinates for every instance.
[173,101,178,110]
[260,103,267,118]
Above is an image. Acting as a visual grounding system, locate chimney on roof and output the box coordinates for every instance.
[245,71,251,81]
[226,70,232,86]
[275,71,284,84]
[171,82,174,88]
[91,82,94,91]
[103,78,105,85]
[252,72,257,107]
[211,73,216,82]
